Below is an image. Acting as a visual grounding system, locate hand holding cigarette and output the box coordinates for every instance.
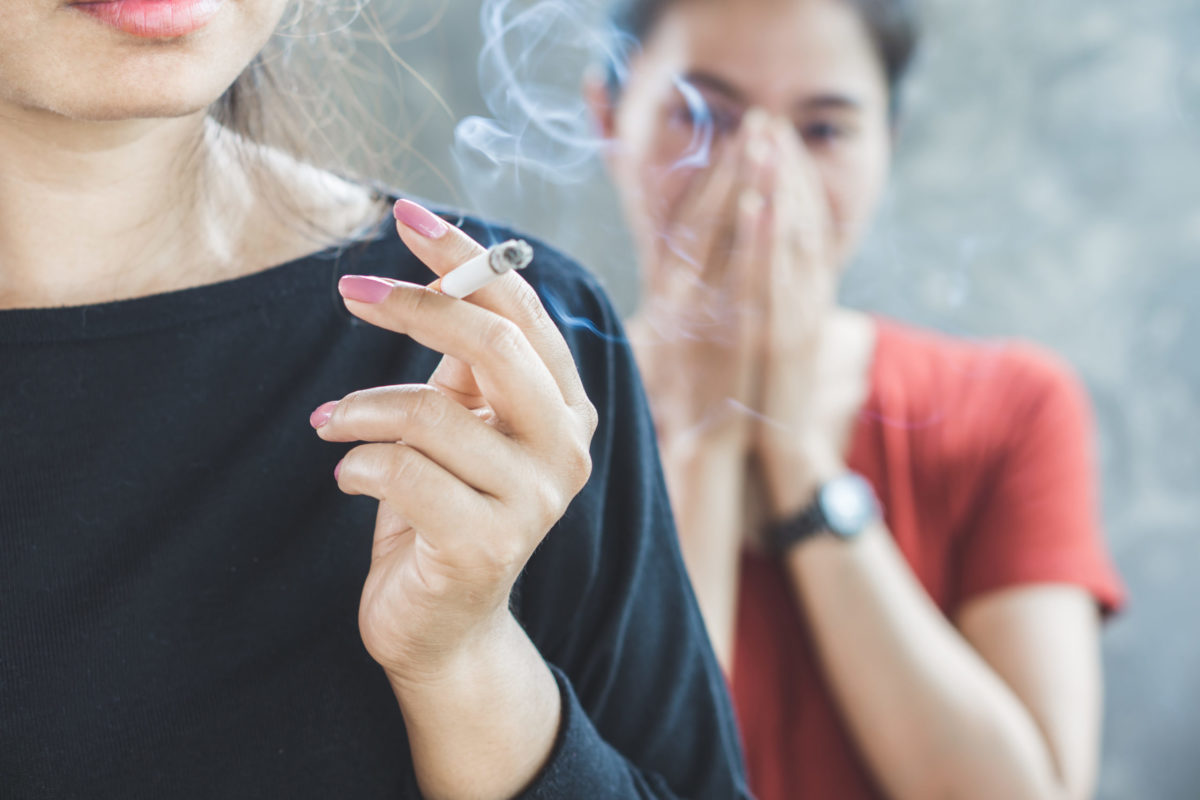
[309,199,598,695]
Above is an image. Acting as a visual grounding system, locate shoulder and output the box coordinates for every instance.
[865,318,1097,505]
[872,316,1090,424]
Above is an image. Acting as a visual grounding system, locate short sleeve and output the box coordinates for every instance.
[954,348,1126,615]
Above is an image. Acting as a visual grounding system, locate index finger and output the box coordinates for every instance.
[392,199,590,412]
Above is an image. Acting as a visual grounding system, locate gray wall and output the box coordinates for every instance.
[339,1,1199,796]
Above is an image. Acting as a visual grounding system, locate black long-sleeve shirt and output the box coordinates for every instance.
[0,212,751,799]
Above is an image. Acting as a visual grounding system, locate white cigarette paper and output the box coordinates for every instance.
[440,239,534,299]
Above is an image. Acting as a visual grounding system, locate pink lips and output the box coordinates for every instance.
[73,0,225,38]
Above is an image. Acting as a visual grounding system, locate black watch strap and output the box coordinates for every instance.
[766,501,829,552]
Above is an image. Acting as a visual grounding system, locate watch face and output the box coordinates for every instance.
[818,474,879,538]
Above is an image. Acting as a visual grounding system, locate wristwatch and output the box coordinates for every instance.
[768,472,881,551]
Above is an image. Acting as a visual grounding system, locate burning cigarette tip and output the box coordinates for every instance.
[489,239,535,274]
[440,239,536,299]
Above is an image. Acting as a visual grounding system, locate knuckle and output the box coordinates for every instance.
[560,430,594,495]
[402,384,448,429]
[335,389,365,425]
[480,317,526,361]
[395,281,436,320]
[580,400,599,437]
[450,235,485,266]
[531,476,568,527]
[569,440,594,489]
[479,533,527,574]
[382,445,425,489]
[511,279,549,326]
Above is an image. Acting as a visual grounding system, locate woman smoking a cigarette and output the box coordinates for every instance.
[0,2,748,798]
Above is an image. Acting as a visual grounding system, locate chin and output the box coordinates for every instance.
[51,73,235,122]
[49,30,260,121]
[0,0,286,124]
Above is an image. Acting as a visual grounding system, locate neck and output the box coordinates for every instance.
[0,103,231,307]
[0,103,380,310]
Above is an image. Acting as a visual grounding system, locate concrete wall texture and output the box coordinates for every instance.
[334,1,1199,796]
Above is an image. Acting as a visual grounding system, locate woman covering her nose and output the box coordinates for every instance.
[591,1,1125,799]
[0,2,751,798]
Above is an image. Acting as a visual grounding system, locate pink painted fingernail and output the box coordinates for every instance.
[394,199,449,239]
[334,459,344,481]
[339,275,395,304]
[309,401,338,430]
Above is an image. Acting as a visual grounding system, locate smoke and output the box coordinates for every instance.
[453,0,619,191]
[450,0,721,322]
[453,0,719,189]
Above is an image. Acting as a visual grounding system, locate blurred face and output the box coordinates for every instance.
[0,0,290,121]
[606,0,894,269]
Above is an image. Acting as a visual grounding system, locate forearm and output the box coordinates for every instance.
[389,611,561,800]
[660,434,747,673]
[787,528,1074,800]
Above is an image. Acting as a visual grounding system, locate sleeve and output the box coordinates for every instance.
[510,264,753,800]
[954,346,1126,616]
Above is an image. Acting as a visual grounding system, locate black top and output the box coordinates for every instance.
[0,212,750,799]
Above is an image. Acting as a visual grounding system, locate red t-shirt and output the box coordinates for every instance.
[731,317,1126,800]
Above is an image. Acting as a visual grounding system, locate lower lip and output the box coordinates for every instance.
[73,0,225,39]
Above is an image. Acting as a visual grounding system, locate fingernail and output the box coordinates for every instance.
[743,108,770,133]
[309,401,338,430]
[747,135,772,166]
[339,275,395,304]
[394,199,449,239]
[334,459,344,482]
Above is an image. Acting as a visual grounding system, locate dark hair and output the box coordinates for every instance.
[608,0,920,116]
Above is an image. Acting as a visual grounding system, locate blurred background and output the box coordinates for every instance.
[318,0,1198,796]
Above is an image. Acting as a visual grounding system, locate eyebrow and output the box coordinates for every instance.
[801,94,863,113]
[680,71,864,113]
[680,71,749,104]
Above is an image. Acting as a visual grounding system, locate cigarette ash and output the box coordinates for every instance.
[489,239,535,273]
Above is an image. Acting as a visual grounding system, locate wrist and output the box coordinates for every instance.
[387,611,562,800]
[383,607,522,699]
[759,439,846,520]
[767,471,882,556]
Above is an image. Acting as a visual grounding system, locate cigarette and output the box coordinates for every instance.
[439,239,534,299]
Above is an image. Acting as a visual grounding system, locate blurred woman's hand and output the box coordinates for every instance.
[752,119,850,517]
[628,110,776,456]
[311,217,598,690]
[627,111,779,669]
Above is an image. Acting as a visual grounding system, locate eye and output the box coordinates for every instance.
[667,104,696,130]
[802,121,848,145]
[666,102,740,139]
[709,108,740,136]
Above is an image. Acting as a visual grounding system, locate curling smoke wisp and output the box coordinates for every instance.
[454,0,618,186]
[452,0,717,207]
